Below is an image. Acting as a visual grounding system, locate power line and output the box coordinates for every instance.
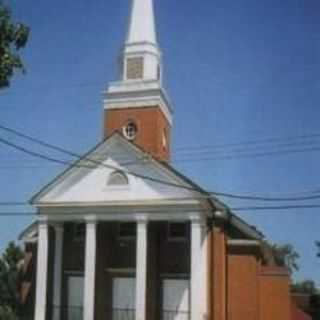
[2,140,320,165]
[1,204,320,217]
[174,146,320,163]
[172,140,320,157]
[0,142,319,169]
[1,124,320,202]
[0,202,28,206]
[173,140,320,157]
[0,136,87,168]
[1,126,320,166]
[174,132,320,152]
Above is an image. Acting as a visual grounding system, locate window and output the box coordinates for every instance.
[108,171,129,186]
[162,279,190,320]
[67,276,84,320]
[123,121,138,141]
[126,57,144,79]
[73,224,85,242]
[162,129,168,151]
[167,223,188,241]
[118,223,136,240]
[113,277,136,312]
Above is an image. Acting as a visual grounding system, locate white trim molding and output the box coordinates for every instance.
[227,239,261,247]
[105,80,173,125]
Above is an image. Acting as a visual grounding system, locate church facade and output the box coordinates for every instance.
[19,0,292,320]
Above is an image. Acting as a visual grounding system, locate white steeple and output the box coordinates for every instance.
[104,0,173,126]
[121,0,161,82]
[127,0,157,45]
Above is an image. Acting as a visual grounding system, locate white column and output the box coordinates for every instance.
[83,220,97,320]
[201,224,209,320]
[191,219,204,320]
[135,220,148,320]
[34,220,49,320]
[52,224,64,320]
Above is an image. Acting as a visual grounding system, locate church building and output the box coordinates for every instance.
[19,0,293,320]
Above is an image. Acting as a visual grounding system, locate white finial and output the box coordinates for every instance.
[127,0,157,44]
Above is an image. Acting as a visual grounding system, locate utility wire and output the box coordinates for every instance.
[0,202,27,206]
[174,146,320,163]
[2,126,320,165]
[1,204,320,217]
[2,140,320,165]
[0,137,91,169]
[175,132,320,152]
[173,140,320,157]
[1,124,320,202]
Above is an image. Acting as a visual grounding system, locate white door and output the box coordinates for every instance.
[112,277,136,320]
[162,279,190,320]
[67,276,84,320]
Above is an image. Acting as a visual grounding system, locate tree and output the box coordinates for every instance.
[0,1,29,88]
[272,244,300,274]
[292,279,319,295]
[0,242,24,320]
[262,241,300,275]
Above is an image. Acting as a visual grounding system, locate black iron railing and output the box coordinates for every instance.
[111,308,135,320]
[161,310,190,320]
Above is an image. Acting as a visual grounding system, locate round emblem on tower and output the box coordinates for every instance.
[123,121,138,141]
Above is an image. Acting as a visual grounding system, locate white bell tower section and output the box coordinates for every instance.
[123,0,162,82]
[104,0,172,126]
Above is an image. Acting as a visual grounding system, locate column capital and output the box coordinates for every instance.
[52,223,64,233]
[37,216,49,227]
[190,217,207,228]
[214,210,229,220]
[136,218,148,225]
[85,216,98,225]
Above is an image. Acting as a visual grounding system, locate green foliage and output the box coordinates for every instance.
[271,243,300,274]
[292,279,319,295]
[262,241,300,275]
[0,242,24,318]
[0,1,29,88]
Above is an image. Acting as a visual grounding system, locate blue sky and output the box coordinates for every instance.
[1,0,319,285]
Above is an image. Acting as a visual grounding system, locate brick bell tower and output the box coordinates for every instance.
[103,0,173,162]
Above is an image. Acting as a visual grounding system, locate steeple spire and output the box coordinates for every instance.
[104,0,173,162]
[127,0,157,45]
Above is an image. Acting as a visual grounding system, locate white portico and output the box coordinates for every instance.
[31,133,212,320]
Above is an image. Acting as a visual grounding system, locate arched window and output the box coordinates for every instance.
[107,171,129,186]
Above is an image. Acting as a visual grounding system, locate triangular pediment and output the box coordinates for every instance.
[31,133,203,206]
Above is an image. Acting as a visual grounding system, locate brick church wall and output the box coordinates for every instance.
[227,246,260,320]
[259,266,291,320]
[104,106,171,161]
